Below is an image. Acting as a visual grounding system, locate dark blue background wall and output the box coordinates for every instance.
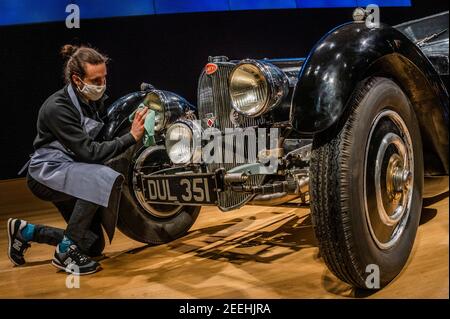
[1,0,411,26]
[0,0,446,180]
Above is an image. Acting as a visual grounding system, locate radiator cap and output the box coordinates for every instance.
[208,55,229,63]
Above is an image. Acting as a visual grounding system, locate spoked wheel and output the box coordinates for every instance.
[310,77,423,289]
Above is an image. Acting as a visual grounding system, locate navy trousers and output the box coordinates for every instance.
[26,172,105,257]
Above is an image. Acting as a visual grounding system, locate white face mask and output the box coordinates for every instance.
[77,78,106,101]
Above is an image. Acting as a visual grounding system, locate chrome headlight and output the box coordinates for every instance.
[165,120,202,164]
[143,90,189,131]
[229,59,289,117]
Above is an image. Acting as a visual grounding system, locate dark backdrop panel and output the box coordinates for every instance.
[0,0,447,180]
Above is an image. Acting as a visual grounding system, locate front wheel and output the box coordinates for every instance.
[106,142,200,244]
[310,77,423,289]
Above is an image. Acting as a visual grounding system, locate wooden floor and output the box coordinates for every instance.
[0,178,448,298]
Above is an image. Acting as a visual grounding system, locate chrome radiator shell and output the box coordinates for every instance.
[197,62,265,211]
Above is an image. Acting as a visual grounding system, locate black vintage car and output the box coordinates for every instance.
[100,10,448,289]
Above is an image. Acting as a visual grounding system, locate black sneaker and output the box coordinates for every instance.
[7,218,31,266]
[52,244,100,275]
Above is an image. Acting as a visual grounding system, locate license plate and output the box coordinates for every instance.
[141,173,218,205]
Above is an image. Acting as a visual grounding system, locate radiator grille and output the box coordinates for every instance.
[197,62,265,210]
[197,63,265,131]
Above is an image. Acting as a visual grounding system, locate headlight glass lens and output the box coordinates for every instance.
[154,111,164,131]
[229,64,268,117]
[165,122,193,164]
[145,92,165,131]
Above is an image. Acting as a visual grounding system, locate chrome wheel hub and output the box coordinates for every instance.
[364,110,414,250]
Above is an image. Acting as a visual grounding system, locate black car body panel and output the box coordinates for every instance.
[291,14,448,175]
[101,87,197,141]
[101,91,147,140]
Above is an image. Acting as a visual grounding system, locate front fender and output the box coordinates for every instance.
[101,91,147,141]
[291,21,448,134]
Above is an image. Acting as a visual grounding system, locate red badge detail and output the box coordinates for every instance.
[207,118,215,127]
[205,63,218,75]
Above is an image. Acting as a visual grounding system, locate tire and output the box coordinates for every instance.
[310,77,423,289]
[106,140,200,244]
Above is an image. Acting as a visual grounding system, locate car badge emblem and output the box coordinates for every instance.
[204,113,217,127]
[205,63,218,75]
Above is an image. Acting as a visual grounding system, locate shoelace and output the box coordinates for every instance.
[69,248,89,263]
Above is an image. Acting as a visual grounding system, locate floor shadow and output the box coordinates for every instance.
[101,212,318,298]
[125,244,153,255]
[20,259,53,267]
[92,254,110,262]
[420,207,438,225]
[321,195,447,297]
[167,212,317,265]
[423,191,449,207]
[321,269,380,298]
[352,287,381,298]
[107,211,315,269]
[321,271,354,297]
